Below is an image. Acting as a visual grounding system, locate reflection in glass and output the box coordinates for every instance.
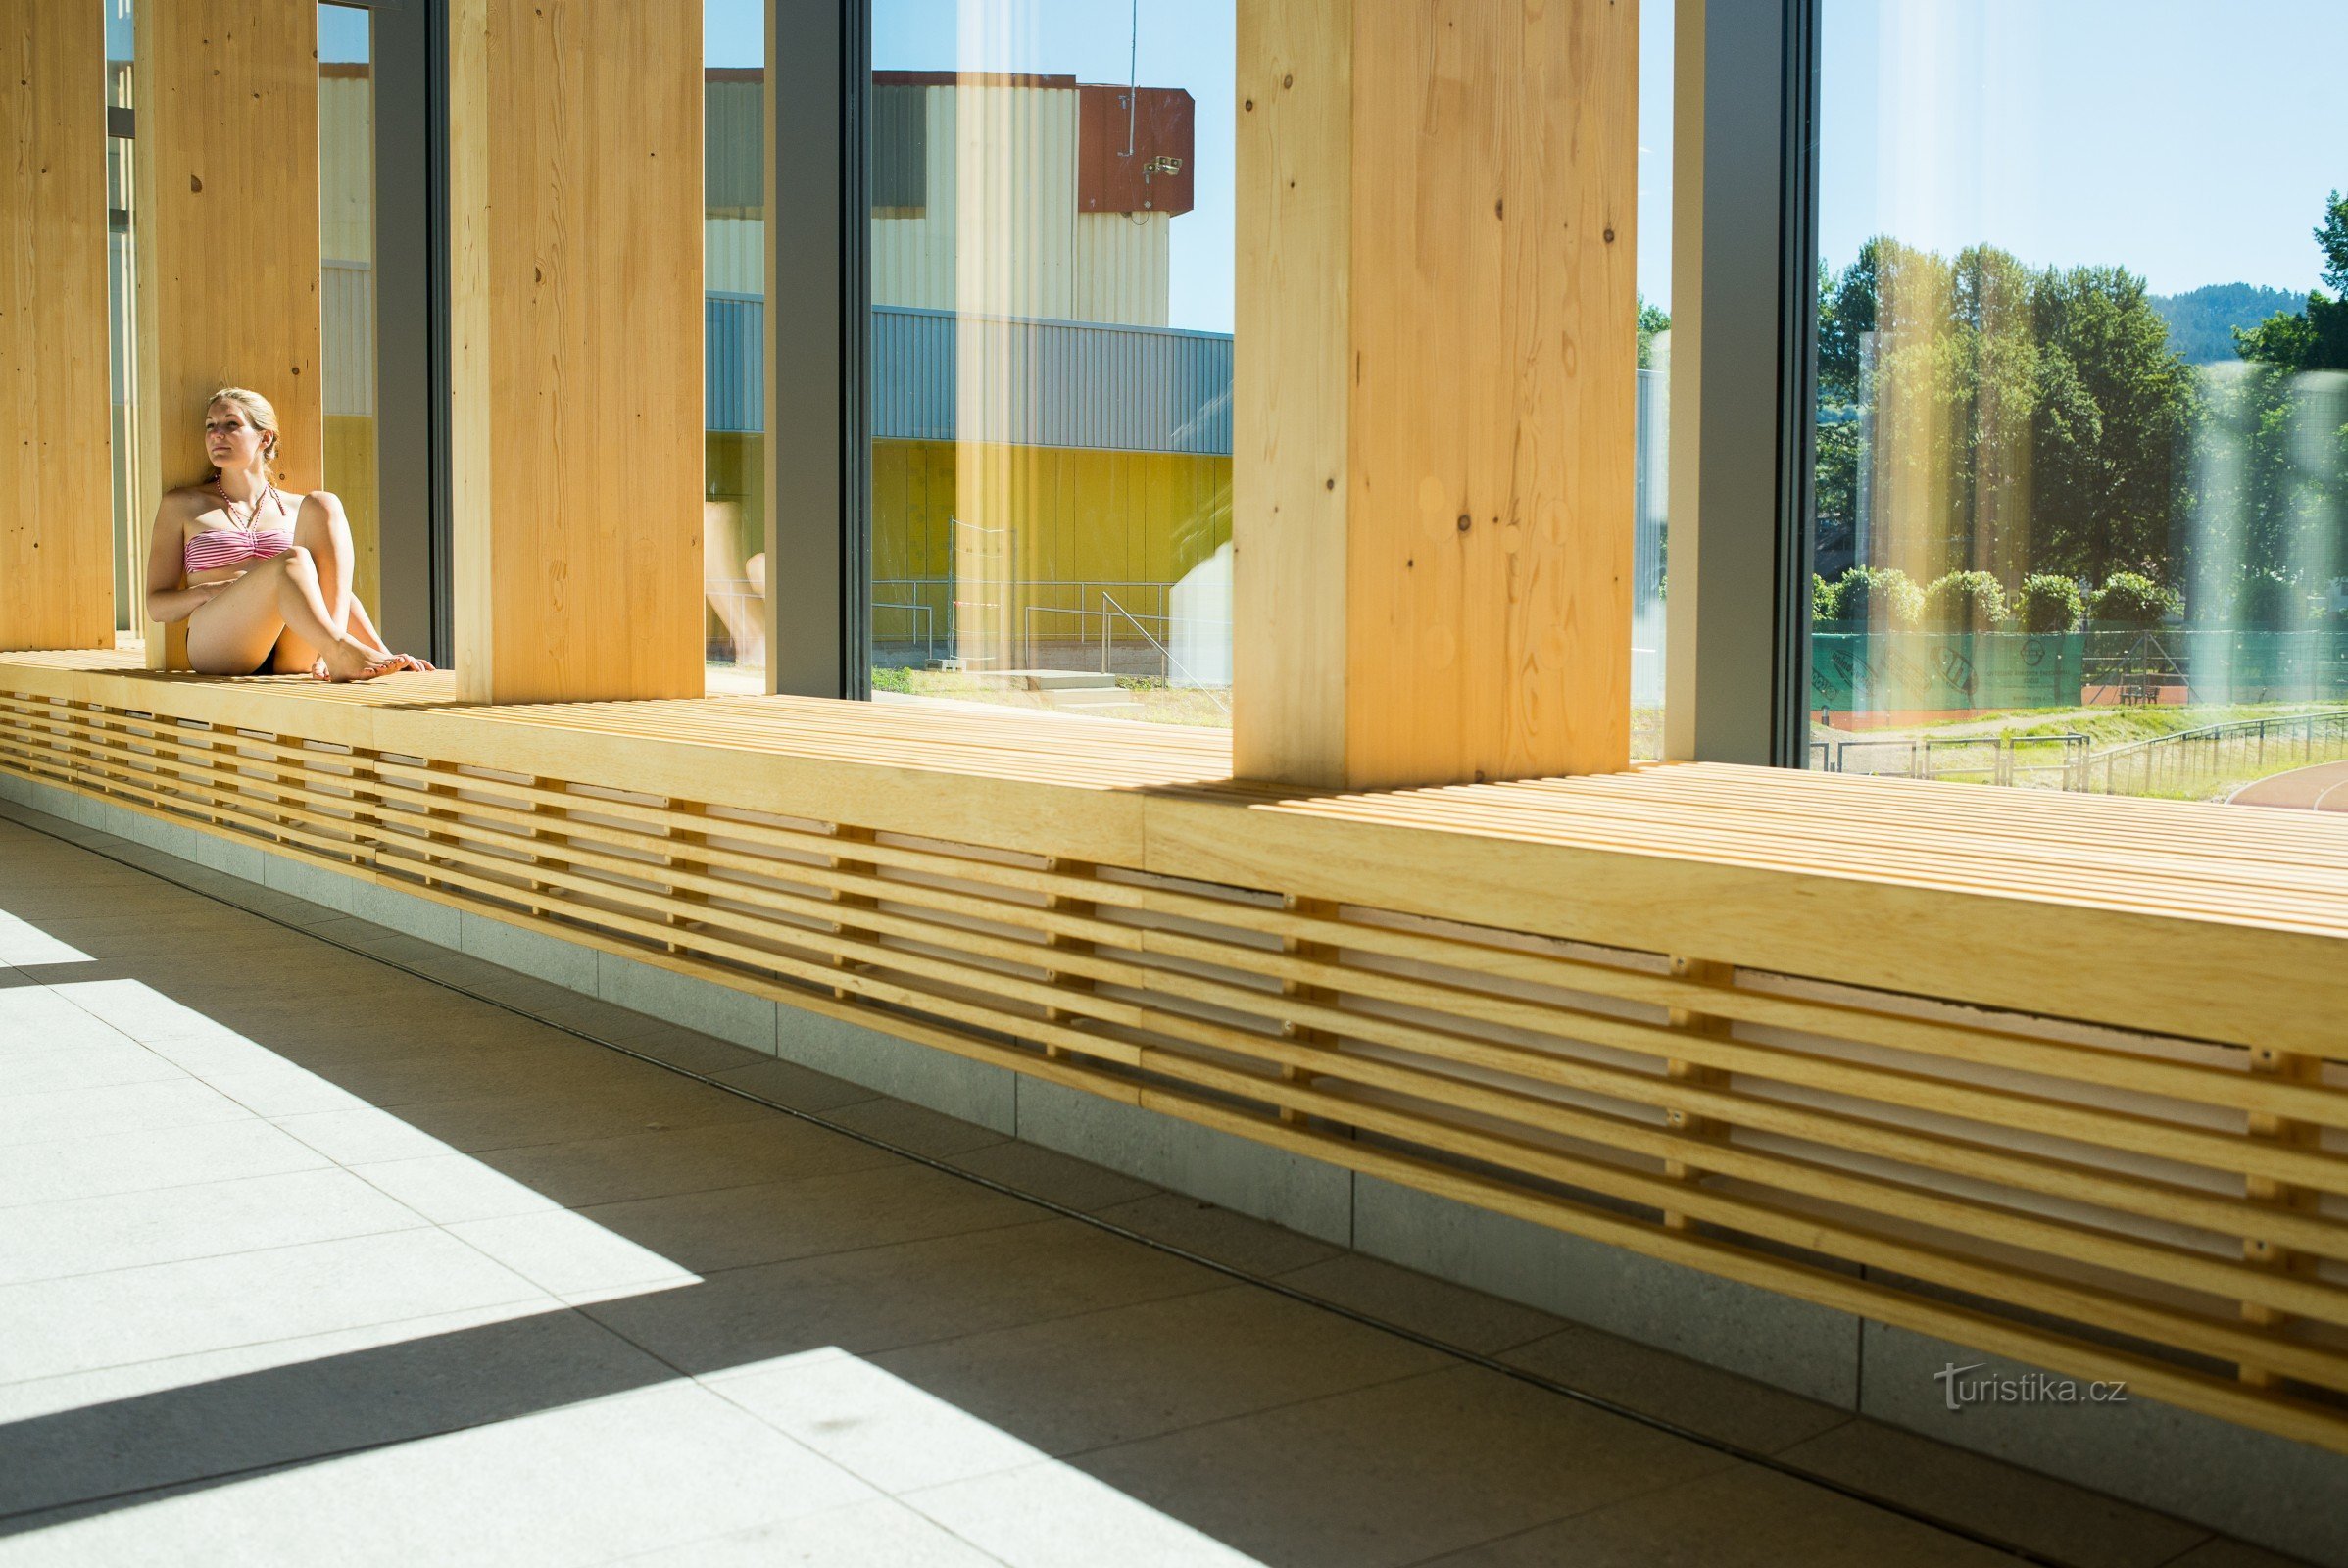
[867,0,1233,725]
[318,5,379,620]
[1807,1,2348,799]
[105,0,138,637]
[705,0,766,690]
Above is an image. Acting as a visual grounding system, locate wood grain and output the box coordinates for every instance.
[0,0,116,651]
[1234,0,1639,789]
[448,0,705,704]
[134,0,324,670]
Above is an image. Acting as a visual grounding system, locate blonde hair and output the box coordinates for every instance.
[205,387,282,474]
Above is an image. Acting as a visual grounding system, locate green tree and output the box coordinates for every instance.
[2204,191,2348,615]
[2236,190,2348,373]
[1814,238,2197,590]
[2030,265,2197,582]
[1922,570,2009,631]
[1637,296,1671,369]
[2012,573,2085,634]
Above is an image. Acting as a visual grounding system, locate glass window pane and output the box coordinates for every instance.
[1634,0,1672,760]
[318,5,378,619]
[105,0,138,640]
[867,1,1234,726]
[705,0,766,692]
[1807,1,2348,798]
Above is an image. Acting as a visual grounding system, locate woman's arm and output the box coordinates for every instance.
[143,493,220,625]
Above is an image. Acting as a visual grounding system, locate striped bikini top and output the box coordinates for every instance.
[185,526,293,576]
[185,486,293,576]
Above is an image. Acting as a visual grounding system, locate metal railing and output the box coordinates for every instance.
[871,601,937,667]
[1816,732,2091,790]
[2081,709,2348,797]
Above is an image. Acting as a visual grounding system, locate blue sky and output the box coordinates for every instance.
[1820,0,2347,296]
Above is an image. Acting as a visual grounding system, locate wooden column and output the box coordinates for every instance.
[448,0,704,706]
[133,0,324,670]
[0,1,115,652]
[1233,0,1639,790]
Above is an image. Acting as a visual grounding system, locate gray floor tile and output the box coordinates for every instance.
[302,1071,777,1158]
[824,1096,1014,1158]
[0,989,131,1053]
[0,1076,248,1150]
[0,910,98,968]
[413,1115,901,1215]
[442,1204,705,1303]
[706,1346,1049,1496]
[1079,1362,1736,1568]
[0,1308,672,1519]
[606,1497,1009,1568]
[2161,1537,2322,1568]
[903,1459,1263,1568]
[0,1035,182,1097]
[944,1139,1163,1214]
[711,1054,885,1113]
[0,1227,550,1385]
[869,1284,1448,1457]
[615,1023,780,1077]
[0,1118,332,1211]
[0,1380,877,1567]
[1275,1252,1564,1356]
[0,1165,427,1287]
[1497,1320,1853,1456]
[582,1218,1227,1376]
[552,1159,1052,1277]
[1775,1419,2214,1568]
[1093,1191,1343,1277]
[0,1298,569,1427]
[1417,1455,2013,1568]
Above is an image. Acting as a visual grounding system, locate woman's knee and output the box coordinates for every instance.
[271,545,318,588]
[296,493,352,548]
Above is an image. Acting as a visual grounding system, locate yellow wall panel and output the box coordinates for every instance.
[873,437,1232,664]
[323,415,380,618]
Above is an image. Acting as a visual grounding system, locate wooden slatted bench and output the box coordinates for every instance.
[3,647,2344,1464]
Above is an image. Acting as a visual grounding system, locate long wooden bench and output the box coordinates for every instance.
[4,648,2345,1455]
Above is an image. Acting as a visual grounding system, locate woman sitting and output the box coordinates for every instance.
[144,388,431,682]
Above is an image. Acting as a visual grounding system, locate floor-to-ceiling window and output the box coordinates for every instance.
[865,0,1236,726]
[1632,0,1673,760]
[318,5,379,623]
[103,0,137,639]
[705,0,767,692]
[1804,0,2348,799]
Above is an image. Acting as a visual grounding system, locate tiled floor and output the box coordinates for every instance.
[0,804,2308,1567]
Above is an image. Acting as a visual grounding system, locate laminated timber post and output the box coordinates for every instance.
[1233,0,1639,791]
[447,0,705,704]
[133,0,325,670]
[0,0,115,652]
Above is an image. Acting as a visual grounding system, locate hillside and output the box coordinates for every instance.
[2150,282,2309,364]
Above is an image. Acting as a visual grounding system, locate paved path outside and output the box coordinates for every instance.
[0,804,2301,1568]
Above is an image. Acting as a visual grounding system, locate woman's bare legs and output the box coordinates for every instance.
[268,497,363,672]
[267,591,427,674]
[186,548,394,680]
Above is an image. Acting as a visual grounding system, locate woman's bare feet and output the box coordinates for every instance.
[312,639,402,683]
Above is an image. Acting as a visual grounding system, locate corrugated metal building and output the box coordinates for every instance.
[703,70,1192,326]
[709,301,1229,455]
